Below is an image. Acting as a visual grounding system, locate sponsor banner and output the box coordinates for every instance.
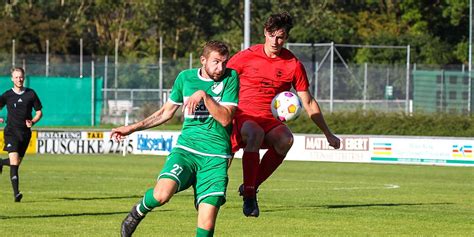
[132,131,179,155]
[234,135,370,163]
[236,135,474,166]
[0,130,37,154]
[369,137,474,166]
[29,130,474,166]
[36,131,135,154]
[293,135,370,162]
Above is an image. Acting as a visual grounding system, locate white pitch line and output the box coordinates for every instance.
[262,184,400,191]
[333,184,400,190]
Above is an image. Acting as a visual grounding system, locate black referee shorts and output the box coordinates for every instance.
[3,127,32,158]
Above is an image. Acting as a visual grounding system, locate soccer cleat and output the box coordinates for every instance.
[242,197,260,217]
[238,184,260,217]
[121,205,144,237]
[14,193,23,202]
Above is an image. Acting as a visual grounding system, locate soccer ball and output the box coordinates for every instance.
[271,91,302,122]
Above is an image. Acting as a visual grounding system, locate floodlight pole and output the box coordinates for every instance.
[12,39,15,67]
[114,38,119,104]
[330,42,334,113]
[80,38,83,78]
[45,39,49,77]
[91,61,95,126]
[104,55,108,116]
[406,45,410,114]
[469,0,472,73]
[244,0,251,49]
[159,36,163,107]
[469,0,472,114]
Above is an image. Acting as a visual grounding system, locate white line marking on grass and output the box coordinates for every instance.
[268,179,401,189]
[333,184,400,190]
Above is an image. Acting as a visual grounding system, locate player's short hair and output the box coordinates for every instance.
[264,12,293,36]
[11,67,25,75]
[201,40,229,59]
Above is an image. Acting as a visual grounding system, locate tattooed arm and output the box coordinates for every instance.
[111,102,180,141]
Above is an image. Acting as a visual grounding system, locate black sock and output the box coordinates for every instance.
[10,165,19,195]
[2,158,10,166]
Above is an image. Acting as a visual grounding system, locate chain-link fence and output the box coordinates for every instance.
[1,42,472,126]
[288,43,410,113]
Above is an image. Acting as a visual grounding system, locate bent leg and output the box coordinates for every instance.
[257,125,294,186]
[121,178,178,237]
[137,178,178,215]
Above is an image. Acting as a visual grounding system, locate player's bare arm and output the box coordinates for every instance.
[298,90,341,149]
[183,90,236,127]
[111,102,179,141]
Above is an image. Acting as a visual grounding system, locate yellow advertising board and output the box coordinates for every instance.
[0,130,37,154]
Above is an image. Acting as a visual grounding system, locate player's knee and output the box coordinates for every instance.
[152,189,173,204]
[275,134,294,154]
[244,131,265,148]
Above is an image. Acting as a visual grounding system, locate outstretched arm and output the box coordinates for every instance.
[183,90,235,127]
[111,102,179,141]
[297,90,341,149]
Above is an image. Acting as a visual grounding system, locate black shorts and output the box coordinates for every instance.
[3,126,32,158]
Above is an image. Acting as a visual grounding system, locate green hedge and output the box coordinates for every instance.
[287,111,474,137]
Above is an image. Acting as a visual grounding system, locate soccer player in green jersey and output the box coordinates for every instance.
[111,40,239,237]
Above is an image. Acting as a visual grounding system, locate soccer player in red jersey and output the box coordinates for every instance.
[227,12,341,217]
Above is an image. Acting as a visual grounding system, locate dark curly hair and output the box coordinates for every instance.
[263,12,293,36]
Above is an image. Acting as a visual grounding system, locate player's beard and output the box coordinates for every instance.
[204,66,223,80]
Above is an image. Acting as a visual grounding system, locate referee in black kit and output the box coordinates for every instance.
[0,67,42,202]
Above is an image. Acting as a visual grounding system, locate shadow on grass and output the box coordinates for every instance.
[323,202,454,209]
[0,211,128,220]
[0,209,174,220]
[259,202,455,213]
[58,194,143,201]
[57,192,193,201]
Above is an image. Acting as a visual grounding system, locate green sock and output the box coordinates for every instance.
[196,227,214,237]
[137,188,161,215]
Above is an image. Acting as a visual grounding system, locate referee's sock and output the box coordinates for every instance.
[10,165,20,195]
[0,158,10,173]
[2,158,10,166]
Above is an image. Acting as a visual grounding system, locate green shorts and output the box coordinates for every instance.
[158,148,229,207]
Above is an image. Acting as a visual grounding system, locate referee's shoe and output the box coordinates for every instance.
[15,193,23,202]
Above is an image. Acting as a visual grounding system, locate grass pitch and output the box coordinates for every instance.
[0,154,472,236]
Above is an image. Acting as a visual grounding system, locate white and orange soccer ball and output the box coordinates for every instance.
[271,91,302,122]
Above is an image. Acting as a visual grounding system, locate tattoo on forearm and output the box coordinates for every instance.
[142,114,160,128]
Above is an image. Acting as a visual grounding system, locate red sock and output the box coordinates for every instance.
[256,148,285,187]
[242,151,259,197]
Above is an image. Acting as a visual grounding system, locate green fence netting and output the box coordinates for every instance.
[0,76,103,126]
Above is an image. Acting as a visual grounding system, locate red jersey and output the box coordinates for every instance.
[228,44,309,117]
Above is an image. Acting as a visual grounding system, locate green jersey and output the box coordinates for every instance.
[169,68,239,158]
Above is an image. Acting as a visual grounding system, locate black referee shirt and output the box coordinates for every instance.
[0,88,42,130]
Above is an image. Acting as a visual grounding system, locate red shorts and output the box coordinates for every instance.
[230,113,284,153]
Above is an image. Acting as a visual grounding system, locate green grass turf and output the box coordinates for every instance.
[0,154,472,236]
